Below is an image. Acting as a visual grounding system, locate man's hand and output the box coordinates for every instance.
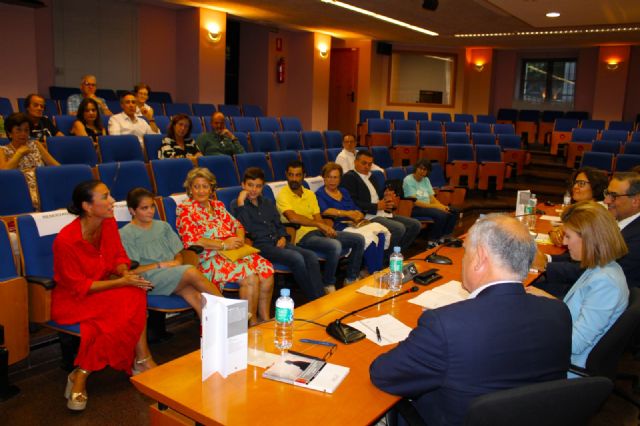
[276,237,287,248]
[220,128,234,139]
[531,250,548,272]
[236,189,248,207]
[317,222,337,238]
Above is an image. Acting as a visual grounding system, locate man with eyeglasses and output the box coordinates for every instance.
[66,74,112,116]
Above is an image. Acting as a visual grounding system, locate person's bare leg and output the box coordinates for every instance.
[239,274,260,326]
[175,286,204,318]
[173,267,222,318]
[257,275,274,322]
[69,368,90,395]
[134,324,157,371]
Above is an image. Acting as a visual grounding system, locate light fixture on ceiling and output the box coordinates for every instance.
[318,43,329,58]
[546,12,560,18]
[320,0,438,36]
[206,23,222,43]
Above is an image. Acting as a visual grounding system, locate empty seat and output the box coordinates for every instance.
[97,161,153,201]
[249,132,279,152]
[550,118,580,155]
[608,121,634,132]
[46,136,97,166]
[49,86,79,101]
[143,134,164,161]
[242,105,264,117]
[189,116,204,135]
[0,97,14,116]
[615,154,640,172]
[538,110,565,144]
[470,122,492,134]
[324,130,343,149]
[472,133,496,145]
[454,113,474,123]
[384,166,406,183]
[601,129,629,142]
[218,105,242,117]
[493,123,516,135]
[418,130,446,166]
[390,130,417,166]
[147,102,165,116]
[565,111,589,121]
[234,131,251,152]
[371,146,393,169]
[299,149,326,177]
[444,122,467,133]
[36,164,94,211]
[496,108,518,123]
[301,131,325,150]
[98,135,144,163]
[148,92,172,104]
[270,150,300,181]
[277,131,303,151]
[215,186,242,211]
[632,132,640,142]
[515,109,540,144]
[393,119,418,131]
[280,117,303,132]
[623,143,640,155]
[0,169,34,216]
[232,116,258,133]
[407,112,429,121]
[257,116,282,132]
[431,112,452,123]
[383,110,404,121]
[52,115,76,135]
[165,103,192,116]
[366,118,392,147]
[235,153,274,182]
[499,134,528,175]
[150,158,193,196]
[566,128,598,168]
[96,89,117,100]
[106,100,122,114]
[476,114,497,124]
[446,132,470,144]
[446,144,477,189]
[592,140,621,155]
[192,103,216,117]
[197,155,240,187]
[153,115,171,133]
[580,152,614,172]
[418,120,443,132]
[581,119,605,130]
[326,148,341,162]
[476,145,507,191]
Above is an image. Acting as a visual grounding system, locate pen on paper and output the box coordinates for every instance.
[376,326,382,343]
[300,338,336,347]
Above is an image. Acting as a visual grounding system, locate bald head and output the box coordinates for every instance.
[211,112,227,134]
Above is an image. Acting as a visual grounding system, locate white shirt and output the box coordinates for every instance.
[468,280,520,299]
[108,112,158,146]
[335,149,383,173]
[355,170,392,219]
[618,211,640,231]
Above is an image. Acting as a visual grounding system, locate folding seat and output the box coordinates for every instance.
[601,129,629,143]
[277,131,303,151]
[472,133,496,145]
[384,166,406,182]
[165,103,192,116]
[301,131,325,150]
[96,89,117,101]
[623,143,640,155]
[242,105,264,117]
[189,116,204,135]
[591,140,621,155]
[426,161,466,208]
[454,113,474,124]
[249,131,279,152]
[580,119,605,131]
[49,86,79,101]
[143,134,164,161]
[0,170,34,217]
[46,136,97,166]
[393,119,417,131]
[418,130,446,166]
[444,122,467,134]
[232,116,258,133]
[280,117,303,132]
[218,105,242,117]
[160,194,189,233]
[550,118,579,155]
[476,114,496,124]
[418,120,442,132]
[407,112,429,121]
[566,128,598,168]
[106,100,122,114]
[257,116,282,132]
[468,122,491,135]
[608,121,634,132]
[98,135,144,163]
[0,221,29,364]
[614,154,640,172]
[192,103,216,117]
[431,112,452,123]
[493,123,516,136]
[149,92,172,104]
[499,134,528,175]
[371,146,393,169]
[299,149,327,177]
[445,144,477,189]
[148,102,165,116]
[97,161,153,201]
[52,115,76,135]
[537,110,564,144]
[390,130,417,167]
[153,115,170,133]
[632,132,640,142]
[446,132,470,145]
[383,110,404,121]
[0,138,8,145]
[476,145,507,191]
[215,186,242,211]
[326,148,342,162]
[365,118,392,147]
[150,158,193,196]
[565,111,589,121]
[580,152,614,173]
[234,131,251,152]
[36,164,94,211]
[515,109,540,143]
[197,155,240,187]
[324,130,343,149]
[357,109,380,142]
[271,150,300,181]
[235,153,274,182]
[496,108,518,124]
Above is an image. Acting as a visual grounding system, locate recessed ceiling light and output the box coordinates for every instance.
[546,12,561,18]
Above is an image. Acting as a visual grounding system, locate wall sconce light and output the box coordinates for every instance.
[318,43,329,58]
[606,59,620,70]
[207,23,222,43]
[473,62,485,72]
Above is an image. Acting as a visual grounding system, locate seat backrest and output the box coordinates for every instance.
[215,186,242,211]
[554,118,580,132]
[454,113,474,123]
[46,136,97,167]
[249,131,279,152]
[383,110,404,121]
[446,132,470,145]
[367,118,391,133]
[277,131,303,151]
[36,164,94,211]
[476,145,502,162]
[394,119,417,131]
[234,131,251,152]
[323,130,343,149]
[498,134,523,150]
[464,377,613,426]
[301,131,325,150]
[161,195,188,233]
[470,123,492,134]
[235,153,274,182]
[581,119,605,130]
[591,140,621,154]
[370,170,385,191]
[218,104,242,117]
[418,120,442,132]
[615,154,640,172]
[326,147,342,162]
[407,112,429,121]
[571,128,598,142]
[153,115,170,133]
[384,166,405,181]
[580,152,614,172]
[624,143,640,155]
[49,86,80,101]
[197,155,240,188]
[189,116,204,136]
[280,116,303,132]
[257,116,282,132]
[107,100,122,114]
[0,97,14,116]
[299,149,327,177]
[147,101,165,116]
[601,129,629,142]
[0,221,17,280]
[496,108,518,122]
[431,112,452,123]
[52,115,76,135]
[445,122,467,133]
[632,132,640,142]
[493,123,516,135]
[418,130,444,147]
[0,138,8,146]
[192,103,216,117]
[359,109,380,123]
[232,116,258,133]
[371,146,393,169]
[541,110,564,123]
[99,135,144,163]
[391,130,417,146]
[472,133,496,145]
[517,109,540,122]
[476,114,496,124]
[97,161,153,201]
[150,158,194,196]
[165,103,192,116]
[447,144,475,162]
[607,121,634,132]
[0,169,35,216]
[143,134,164,161]
[429,162,447,188]
[242,104,264,117]
[95,89,117,100]
[270,150,300,181]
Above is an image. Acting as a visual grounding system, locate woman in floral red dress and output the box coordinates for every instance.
[177,167,274,325]
[52,180,156,411]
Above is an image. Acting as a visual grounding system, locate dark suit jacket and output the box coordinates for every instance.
[369,283,572,426]
[340,170,384,215]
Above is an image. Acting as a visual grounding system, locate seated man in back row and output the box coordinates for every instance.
[196,112,245,156]
[370,214,572,426]
[108,92,159,146]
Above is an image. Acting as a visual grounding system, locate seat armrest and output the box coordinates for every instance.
[25,276,55,290]
[283,223,301,230]
[130,260,140,269]
[187,245,204,254]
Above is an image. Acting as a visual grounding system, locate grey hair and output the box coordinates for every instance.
[466,213,536,281]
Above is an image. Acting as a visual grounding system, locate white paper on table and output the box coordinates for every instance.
[348,314,412,346]
[408,280,469,309]
[356,285,390,298]
[534,233,553,245]
[248,350,280,369]
[540,215,561,222]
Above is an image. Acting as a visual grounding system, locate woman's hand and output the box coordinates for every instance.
[14,145,31,159]
[141,106,154,120]
[158,260,181,268]
[549,226,565,247]
[223,236,244,250]
[120,273,154,291]
[276,237,287,248]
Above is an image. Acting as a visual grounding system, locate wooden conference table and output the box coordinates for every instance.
[131,210,565,426]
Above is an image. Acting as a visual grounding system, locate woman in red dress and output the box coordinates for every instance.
[52,180,156,411]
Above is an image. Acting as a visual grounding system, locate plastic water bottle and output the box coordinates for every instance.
[274,288,294,351]
[388,247,404,292]
[526,194,537,230]
[563,190,571,208]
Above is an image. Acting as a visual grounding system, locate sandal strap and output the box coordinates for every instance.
[76,367,90,375]
[135,356,152,365]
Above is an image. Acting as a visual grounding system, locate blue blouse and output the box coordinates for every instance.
[315,186,363,231]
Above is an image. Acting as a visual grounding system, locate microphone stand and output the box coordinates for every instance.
[426,239,462,265]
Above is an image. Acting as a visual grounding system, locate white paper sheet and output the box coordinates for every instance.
[348,314,412,346]
[356,285,390,298]
[540,215,561,222]
[408,280,469,309]
[113,201,132,223]
[248,350,280,369]
[32,209,76,236]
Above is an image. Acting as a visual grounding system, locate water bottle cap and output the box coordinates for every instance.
[280,288,290,297]
[393,246,401,253]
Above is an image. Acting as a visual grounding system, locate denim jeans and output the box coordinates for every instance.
[412,206,459,241]
[298,230,365,284]
[371,215,421,252]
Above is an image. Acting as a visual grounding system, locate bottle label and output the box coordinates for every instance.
[390,258,403,273]
[275,306,292,323]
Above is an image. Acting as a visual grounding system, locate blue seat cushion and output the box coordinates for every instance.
[46,320,80,335]
[147,294,191,310]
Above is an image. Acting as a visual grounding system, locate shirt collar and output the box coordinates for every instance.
[356,170,371,179]
[467,280,521,299]
[618,211,640,230]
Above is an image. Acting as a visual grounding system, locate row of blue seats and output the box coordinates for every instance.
[558,126,640,142]
[359,110,496,124]
[578,152,640,173]
[364,119,517,135]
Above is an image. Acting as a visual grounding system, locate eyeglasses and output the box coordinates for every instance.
[603,189,638,200]
[82,82,97,87]
[573,179,590,188]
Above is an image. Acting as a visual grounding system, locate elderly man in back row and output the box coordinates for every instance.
[196,112,245,156]
[66,74,112,117]
[370,214,572,426]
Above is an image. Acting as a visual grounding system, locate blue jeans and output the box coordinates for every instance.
[371,215,421,252]
[412,206,459,240]
[256,243,325,300]
[298,230,365,284]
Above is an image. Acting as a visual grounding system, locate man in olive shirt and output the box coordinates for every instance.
[196,112,245,156]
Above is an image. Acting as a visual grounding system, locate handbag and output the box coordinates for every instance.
[218,244,260,262]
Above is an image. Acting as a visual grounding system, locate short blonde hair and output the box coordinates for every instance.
[321,162,343,178]
[183,167,217,198]
[561,200,628,268]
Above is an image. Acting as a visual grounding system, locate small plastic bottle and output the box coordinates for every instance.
[388,247,404,292]
[563,190,571,208]
[274,288,294,351]
[527,194,538,230]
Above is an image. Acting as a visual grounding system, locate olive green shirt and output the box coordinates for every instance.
[195,132,245,156]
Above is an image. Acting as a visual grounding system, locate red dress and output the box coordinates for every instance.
[52,217,146,374]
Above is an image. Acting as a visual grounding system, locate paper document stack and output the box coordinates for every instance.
[408,280,469,309]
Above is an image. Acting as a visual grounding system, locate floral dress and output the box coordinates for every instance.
[177,198,273,291]
[0,140,45,209]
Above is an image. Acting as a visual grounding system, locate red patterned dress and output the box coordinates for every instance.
[52,218,146,374]
[176,198,274,291]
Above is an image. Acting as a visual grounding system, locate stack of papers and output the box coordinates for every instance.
[356,285,390,297]
[408,280,469,309]
[348,314,412,346]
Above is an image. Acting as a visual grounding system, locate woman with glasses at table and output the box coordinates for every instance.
[176,167,274,325]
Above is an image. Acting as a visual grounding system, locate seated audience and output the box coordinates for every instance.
[528,201,629,370]
[133,83,154,118]
[24,94,63,141]
[158,114,201,159]
[231,167,326,299]
[316,162,389,274]
[335,133,382,173]
[196,112,245,156]
[277,160,365,289]
[119,188,221,318]
[370,214,572,426]
[108,92,159,146]
[177,167,274,325]
[67,74,112,117]
[403,159,459,248]
[52,180,156,411]
[70,98,106,144]
[0,112,60,208]
[341,150,421,253]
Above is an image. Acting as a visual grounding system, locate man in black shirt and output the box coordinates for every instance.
[24,94,63,141]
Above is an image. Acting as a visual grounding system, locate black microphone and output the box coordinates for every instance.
[326,286,419,344]
[426,239,463,265]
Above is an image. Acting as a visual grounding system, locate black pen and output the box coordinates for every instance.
[376,326,382,343]
[299,338,336,347]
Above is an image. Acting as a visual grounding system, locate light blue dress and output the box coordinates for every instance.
[563,261,629,369]
[119,220,193,296]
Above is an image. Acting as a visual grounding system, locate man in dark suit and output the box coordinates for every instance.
[370,214,572,426]
[340,150,421,252]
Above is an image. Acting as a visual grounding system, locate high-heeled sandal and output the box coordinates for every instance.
[131,356,154,376]
[65,368,89,411]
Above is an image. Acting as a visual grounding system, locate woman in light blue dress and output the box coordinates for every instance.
[119,188,221,318]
